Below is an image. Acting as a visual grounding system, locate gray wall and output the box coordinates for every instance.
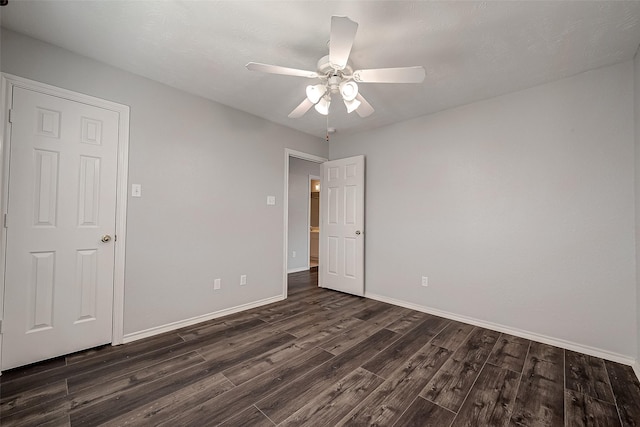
[288,158,321,272]
[1,29,327,335]
[331,61,637,358]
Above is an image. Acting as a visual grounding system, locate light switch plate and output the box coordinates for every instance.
[267,196,276,205]
[132,184,142,197]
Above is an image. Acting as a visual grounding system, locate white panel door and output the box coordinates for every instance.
[319,155,364,296]
[2,86,119,370]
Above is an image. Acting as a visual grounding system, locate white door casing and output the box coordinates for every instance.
[319,155,365,296]
[0,75,129,371]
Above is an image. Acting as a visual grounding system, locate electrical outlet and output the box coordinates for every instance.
[240,275,247,286]
[292,251,296,258]
[214,278,221,290]
[421,276,428,287]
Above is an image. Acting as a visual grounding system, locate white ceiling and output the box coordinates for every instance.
[2,1,640,138]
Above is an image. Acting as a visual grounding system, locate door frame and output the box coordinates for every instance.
[0,74,130,368]
[283,149,327,298]
[308,174,320,270]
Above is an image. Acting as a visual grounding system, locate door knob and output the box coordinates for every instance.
[355,230,361,235]
[101,235,112,243]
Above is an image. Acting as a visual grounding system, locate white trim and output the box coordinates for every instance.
[122,295,284,343]
[288,266,311,274]
[0,74,129,349]
[633,361,640,382]
[283,149,327,300]
[308,174,320,272]
[365,291,637,367]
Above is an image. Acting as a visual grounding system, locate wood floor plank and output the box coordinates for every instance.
[429,321,475,351]
[69,331,295,425]
[421,327,500,412]
[99,372,235,427]
[156,347,334,426]
[604,360,640,426]
[68,351,205,414]
[0,380,67,418]
[219,405,275,427]
[223,315,363,386]
[487,334,530,373]
[281,299,375,337]
[65,331,184,366]
[565,350,615,404]
[362,316,450,378]
[279,367,384,426]
[393,396,456,427]
[508,342,564,427]
[177,315,261,341]
[0,394,71,427]
[318,315,390,355]
[0,356,67,383]
[565,390,621,427]
[385,311,433,334]
[451,364,520,427]
[352,302,395,321]
[341,344,452,426]
[67,340,199,393]
[197,326,286,361]
[256,328,398,424]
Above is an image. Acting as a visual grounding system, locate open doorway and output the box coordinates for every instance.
[283,149,327,298]
[309,176,320,269]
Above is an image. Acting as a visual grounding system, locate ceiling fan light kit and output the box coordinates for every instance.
[314,96,331,116]
[246,15,426,121]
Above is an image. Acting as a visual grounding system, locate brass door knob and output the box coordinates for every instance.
[355,230,361,235]
[101,235,112,243]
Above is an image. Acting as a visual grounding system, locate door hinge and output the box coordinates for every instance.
[3,213,6,228]
[0,320,3,334]
[7,109,12,123]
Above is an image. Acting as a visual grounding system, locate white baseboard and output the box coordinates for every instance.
[122,295,284,344]
[365,292,636,368]
[633,361,640,383]
[287,266,310,274]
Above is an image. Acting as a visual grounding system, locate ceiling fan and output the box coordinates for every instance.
[246,16,426,119]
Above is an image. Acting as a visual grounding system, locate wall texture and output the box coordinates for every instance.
[332,61,636,358]
[1,29,327,335]
[288,157,320,272]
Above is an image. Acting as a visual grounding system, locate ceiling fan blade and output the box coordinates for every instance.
[353,66,426,83]
[288,98,314,118]
[329,16,358,71]
[355,93,374,118]
[246,62,318,78]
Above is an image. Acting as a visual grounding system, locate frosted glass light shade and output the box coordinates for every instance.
[315,96,330,115]
[344,98,361,113]
[339,81,358,101]
[306,84,326,104]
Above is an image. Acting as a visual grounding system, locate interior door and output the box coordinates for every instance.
[2,86,119,370]
[319,155,364,296]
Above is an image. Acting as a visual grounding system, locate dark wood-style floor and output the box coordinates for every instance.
[2,270,640,426]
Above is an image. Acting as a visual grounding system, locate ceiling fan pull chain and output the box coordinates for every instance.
[326,114,330,142]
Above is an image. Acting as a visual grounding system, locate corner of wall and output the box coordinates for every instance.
[635,43,640,378]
